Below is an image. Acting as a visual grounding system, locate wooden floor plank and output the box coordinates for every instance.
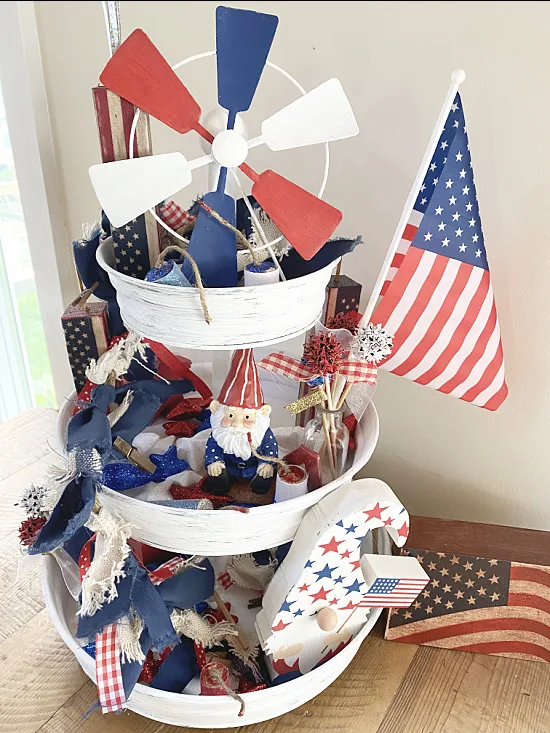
[0,608,87,733]
[0,409,58,482]
[376,644,550,733]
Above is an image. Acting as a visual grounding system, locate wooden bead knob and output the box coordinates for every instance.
[316,607,338,631]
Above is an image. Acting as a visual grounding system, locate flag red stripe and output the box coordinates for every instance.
[121,97,136,159]
[388,616,550,646]
[460,340,505,402]
[414,270,490,385]
[509,593,550,616]
[403,223,418,241]
[386,255,448,356]
[380,281,390,296]
[93,87,115,163]
[374,247,425,325]
[391,262,472,377]
[454,640,550,663]
[510,565,550,586]
[437,299,497,395]
[391,253,405,269]
[483,381,508,411]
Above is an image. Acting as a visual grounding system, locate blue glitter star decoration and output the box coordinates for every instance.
[102,445,189,491]
[145,260,191,287]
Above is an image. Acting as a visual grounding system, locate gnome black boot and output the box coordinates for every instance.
[205,468,232,495]
[251,472,273,495]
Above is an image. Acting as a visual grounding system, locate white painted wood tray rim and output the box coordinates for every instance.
[55,399,379,555]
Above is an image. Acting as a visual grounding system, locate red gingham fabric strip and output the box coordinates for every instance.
[217,571,233,590]
[96,624,126,713]
[147,557,186,585]
[160,200,196,230]
[257,353,313,381]
[339,361,378,384]
[258,352,377,384]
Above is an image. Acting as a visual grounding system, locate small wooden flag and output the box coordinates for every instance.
[92,86,161,276]
[61,300,109,393]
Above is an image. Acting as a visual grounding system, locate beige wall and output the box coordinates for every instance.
[35,1,549,529]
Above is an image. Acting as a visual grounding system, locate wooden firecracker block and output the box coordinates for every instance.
[296,273,363,427]
[385,516,550,663]
[92,86,162,276]
[61,299,109,393]
[323,273,362,324]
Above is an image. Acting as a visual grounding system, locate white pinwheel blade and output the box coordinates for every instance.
[260,78,359,151]
[89,152,192,228]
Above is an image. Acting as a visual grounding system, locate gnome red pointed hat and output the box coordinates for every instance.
[218,350,264,410]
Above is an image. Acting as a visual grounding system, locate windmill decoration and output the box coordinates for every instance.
[89,6,359,287]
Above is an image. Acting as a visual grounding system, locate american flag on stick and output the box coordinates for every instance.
[386,549,550,663]
[358,553,429,609]
[367,74,507,411]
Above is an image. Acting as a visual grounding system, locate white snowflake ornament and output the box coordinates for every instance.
[352,323,393,364]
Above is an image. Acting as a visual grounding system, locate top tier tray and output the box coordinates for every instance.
[97,238,337,350]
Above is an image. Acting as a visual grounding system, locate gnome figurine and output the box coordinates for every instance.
[205,350,278,496]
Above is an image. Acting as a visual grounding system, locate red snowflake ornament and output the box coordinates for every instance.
[18,516,46,546]
[303,332,344,376]
[326,309,362,334]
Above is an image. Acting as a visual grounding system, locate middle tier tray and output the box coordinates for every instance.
[56,399,379,555]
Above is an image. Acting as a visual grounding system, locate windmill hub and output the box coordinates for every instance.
[211,129,249,167]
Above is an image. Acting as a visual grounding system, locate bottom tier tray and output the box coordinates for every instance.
[42,532,390,728]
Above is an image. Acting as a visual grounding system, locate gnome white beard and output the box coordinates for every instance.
[211,406,270,461]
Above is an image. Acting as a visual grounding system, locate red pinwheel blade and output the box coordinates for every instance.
[100,29,202,135]
[251,170,343,260]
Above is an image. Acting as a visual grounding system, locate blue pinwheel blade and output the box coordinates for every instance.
[216,6,278,122]
[182,191,238,288]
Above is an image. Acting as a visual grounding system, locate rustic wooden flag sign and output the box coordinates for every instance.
[385,516,550,663]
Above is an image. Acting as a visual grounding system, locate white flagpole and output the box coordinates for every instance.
[360,69,466,327]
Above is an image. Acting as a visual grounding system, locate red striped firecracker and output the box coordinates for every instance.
[386,548,550,663]
[92,86,161,276]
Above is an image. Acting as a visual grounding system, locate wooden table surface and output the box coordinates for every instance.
[2,409,550,733]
